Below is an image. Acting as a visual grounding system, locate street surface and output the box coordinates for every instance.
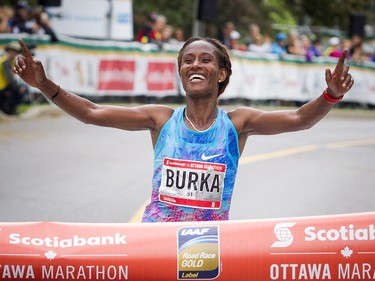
[1,105,374,223]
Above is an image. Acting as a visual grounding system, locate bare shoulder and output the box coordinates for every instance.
[227,106,264,134]
[227,106,262,118]
[147,104,174,124]
[137,104,174,115]
[136,104,174,129]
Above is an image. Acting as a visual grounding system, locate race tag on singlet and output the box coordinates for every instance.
[159,157,226,209]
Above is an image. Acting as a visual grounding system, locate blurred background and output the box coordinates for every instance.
[3,0,374,39]
[1,0,375,114]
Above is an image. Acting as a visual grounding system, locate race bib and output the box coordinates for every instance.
[158,157,226,209]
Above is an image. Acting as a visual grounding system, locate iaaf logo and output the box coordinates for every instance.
[180,228,210,236]
[8,233,127,249]
[271,222,375,248]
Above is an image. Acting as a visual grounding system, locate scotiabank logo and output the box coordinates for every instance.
[98,59,135,91]
[146,62,176,91]
[305,224,375,242]
[271,222,296,248]
[8,233,127,249]
[271,222,375,248]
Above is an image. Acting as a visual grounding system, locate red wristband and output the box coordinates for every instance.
[323,88,343,104]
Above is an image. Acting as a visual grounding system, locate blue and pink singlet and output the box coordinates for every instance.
[142,106,240,222]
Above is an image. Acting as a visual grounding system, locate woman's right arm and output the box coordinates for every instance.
[14,40,173,132]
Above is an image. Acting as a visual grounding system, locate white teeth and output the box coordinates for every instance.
[189,74,205,82]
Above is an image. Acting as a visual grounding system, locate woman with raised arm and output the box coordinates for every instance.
[14,38,354,222]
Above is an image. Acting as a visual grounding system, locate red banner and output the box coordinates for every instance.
[146,62,176,92]
[0,212,374,280]
[98,59,135,91]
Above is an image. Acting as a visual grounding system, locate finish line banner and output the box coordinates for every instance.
[0,212,374,280]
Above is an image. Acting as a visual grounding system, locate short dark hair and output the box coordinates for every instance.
[177,37,232,96]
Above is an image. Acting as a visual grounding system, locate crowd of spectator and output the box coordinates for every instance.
[134,12,375,64]
[134,13,375,63]
[136,12,185,49]
[0,1,57,42]
[215,21,375,63]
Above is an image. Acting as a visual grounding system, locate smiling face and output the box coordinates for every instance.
[178,38,231,97]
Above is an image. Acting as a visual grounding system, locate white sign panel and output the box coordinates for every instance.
[111,0,133,40]
[50,0,133,40]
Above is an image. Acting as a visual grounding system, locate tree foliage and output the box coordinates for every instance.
[133,0,195,39]
[133,0,373,38]
[282,0,373,32]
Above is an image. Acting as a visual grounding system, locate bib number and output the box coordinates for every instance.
[159,158,226,209]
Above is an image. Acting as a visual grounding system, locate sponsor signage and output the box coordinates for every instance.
[177,226,220,280]
[0,222,130,280]
[146,62,176,92]
[98,59,135,91]
[0,212,374,280]
[16,35,372,102]
[50,0,134,40]
[269,219,375,280]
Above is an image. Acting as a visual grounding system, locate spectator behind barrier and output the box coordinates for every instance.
[0,42,29,115]
[173,28,185,43]
[324,37,342,57]
[32,8,58,42]
[229,30,247,51]
[0,6,13,33]
[162,25,185,47]
[301,34,322,62]
[248,33,271,53]
[9,1,34,34]
[309,38,323,57]
[137,12,166,46]
[285,29,305,56]
[244,23,261,47]
[271,32,287,56]
[216,21,236,49]
[349,35,371,63]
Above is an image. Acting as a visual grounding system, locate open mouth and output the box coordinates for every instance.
[189,74,206,82]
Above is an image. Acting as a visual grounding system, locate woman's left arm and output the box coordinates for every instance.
[231,49,354,137]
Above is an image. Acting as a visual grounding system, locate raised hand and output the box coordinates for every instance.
[13,39,48,89]
[325,49,354,98]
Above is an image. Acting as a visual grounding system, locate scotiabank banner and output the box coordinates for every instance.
[0,212,374,280]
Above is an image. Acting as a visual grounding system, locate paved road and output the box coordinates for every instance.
[1,106,374,223]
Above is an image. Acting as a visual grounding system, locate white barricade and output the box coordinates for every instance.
[1,34,374,104]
